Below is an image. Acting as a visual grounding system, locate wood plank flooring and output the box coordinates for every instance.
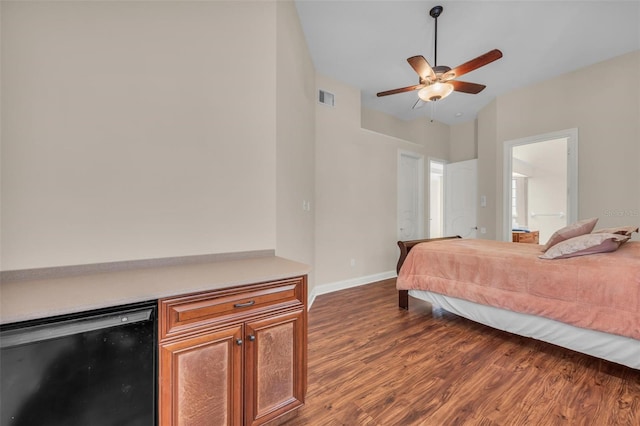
[282,279,640,425]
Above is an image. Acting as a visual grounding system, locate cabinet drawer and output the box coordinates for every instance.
[159,276,306,341]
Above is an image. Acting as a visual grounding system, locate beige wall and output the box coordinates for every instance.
[1,1,279,270]
[0,0,451,288]
[361,107,449,153]
[477,100,499,240]
[362,104,476,163]
[3,0,636,283]
[275,1,316,288]
[449,120,477,162]
[315,76,449,287]
[477,50,640,241]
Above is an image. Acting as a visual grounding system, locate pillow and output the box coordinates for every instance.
[539,233,630,260]
[593,225,638,237]
[543,217,598,251]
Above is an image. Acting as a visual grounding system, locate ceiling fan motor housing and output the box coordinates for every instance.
[433,65,452,79]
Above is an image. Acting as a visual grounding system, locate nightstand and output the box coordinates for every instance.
[512,230,539,244]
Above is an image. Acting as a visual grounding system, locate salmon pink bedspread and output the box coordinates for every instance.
[396,239,640,340]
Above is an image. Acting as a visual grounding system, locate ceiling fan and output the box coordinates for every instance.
[377,5,503,107]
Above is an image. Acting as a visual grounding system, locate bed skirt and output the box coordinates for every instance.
[409,289,640,370]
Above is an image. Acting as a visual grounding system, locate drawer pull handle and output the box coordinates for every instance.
[248,335,256,341]
[233,300,255,308]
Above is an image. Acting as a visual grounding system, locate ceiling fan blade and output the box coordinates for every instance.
[450,80,486,94]
[377,84,425,97]
[407,56,436,82]
[448,49,503,79]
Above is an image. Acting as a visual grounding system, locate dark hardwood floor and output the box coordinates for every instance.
[283,279,640,425]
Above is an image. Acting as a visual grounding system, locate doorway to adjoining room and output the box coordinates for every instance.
[503,129,578,244]
[429,159,445,238]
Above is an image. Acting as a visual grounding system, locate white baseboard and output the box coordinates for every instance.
[307,287,318,310]
[308,270,396,310]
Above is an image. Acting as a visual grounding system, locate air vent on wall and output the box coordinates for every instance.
[318,89,335,107]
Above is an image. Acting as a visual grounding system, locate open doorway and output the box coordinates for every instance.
[429,158,445,238]
[398,150,424,240]
[503,129,578,243]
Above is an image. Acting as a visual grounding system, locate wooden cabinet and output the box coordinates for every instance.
[159,325,244,425]
[158,276,307,426]
[512,230,539,244]
[244,310,305,424]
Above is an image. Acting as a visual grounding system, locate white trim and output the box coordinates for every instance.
[307,287,317,310]
[309,271,397,308]
[502,128,578,242]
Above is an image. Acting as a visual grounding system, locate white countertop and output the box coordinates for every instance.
[0,255,310,324]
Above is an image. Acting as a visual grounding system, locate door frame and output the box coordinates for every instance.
[397,150,424,240]
[502,128,578,242]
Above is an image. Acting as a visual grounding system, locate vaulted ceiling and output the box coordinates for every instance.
[295,1,640,125]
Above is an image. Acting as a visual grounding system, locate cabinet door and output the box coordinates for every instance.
[244,309,306,425]
[159,325,244,426]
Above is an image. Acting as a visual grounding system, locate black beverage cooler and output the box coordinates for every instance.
[0,301,157,426]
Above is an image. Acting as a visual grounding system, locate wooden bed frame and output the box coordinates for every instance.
[396,236,461,310]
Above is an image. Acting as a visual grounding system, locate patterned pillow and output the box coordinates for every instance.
[593,225,638,237]
[543,217,598,251]
[539,233,630,260]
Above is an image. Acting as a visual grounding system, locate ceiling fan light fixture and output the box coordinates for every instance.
[418,82,454,102]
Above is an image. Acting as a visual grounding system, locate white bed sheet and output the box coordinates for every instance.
[409,289,640,370]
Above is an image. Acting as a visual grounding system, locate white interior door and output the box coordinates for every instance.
[444,159,478,239]
[398,151,424,240]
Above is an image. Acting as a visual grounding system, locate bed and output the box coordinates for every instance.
[396,236,640,369]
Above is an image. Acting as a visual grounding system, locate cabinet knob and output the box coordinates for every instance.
[248,335,256,341]
[236,338,243,346]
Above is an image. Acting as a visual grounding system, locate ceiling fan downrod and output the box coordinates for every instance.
[430,5,443,67]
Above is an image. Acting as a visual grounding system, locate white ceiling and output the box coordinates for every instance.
[295,0,640,125]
